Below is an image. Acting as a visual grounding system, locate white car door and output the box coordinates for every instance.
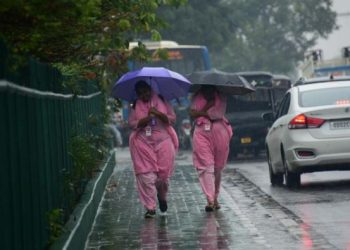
[267,93,291,171]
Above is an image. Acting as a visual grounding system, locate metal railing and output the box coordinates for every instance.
[1,47,105,249]
[298,56,350,78]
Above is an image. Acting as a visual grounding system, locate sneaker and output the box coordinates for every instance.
[157,194,168,213]
[144,210,156,218]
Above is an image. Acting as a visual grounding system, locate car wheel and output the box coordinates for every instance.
[267,149,283,186]
[282,153,300,188]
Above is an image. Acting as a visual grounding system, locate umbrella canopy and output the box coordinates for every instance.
[187,69,255,95]
[112,67,191,101]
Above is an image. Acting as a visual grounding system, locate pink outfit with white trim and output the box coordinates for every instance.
[128,93,178,210]
[191,92,233,203]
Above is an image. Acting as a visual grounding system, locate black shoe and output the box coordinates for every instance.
[159,199,168,212]
[144,210,156,218]
[205,204,215,212]
[157,195,168,213]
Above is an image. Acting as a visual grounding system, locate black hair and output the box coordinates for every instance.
[135,80,151,93]
[132,80,153,109]
[199,84,216,101]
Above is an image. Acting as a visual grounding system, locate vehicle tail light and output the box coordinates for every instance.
[288,114,325,129]
[296,150,315,157]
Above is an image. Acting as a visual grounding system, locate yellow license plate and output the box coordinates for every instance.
[240,137,252,144]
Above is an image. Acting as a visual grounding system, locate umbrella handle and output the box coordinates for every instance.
[150,97,154,108]
[149,76,153,91]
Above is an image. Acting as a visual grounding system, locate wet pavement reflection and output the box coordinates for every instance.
[140,218,173,249]
[86,152,339,250]
[301,223,313,250]
[199,213,229,250]
[86,164,266,249]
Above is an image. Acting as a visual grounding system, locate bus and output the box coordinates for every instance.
[128,40,212,75]
[225,72,291,159]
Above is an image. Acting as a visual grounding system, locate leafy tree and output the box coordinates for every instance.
[0,0,187,91]
[0,0,101,62]
[158,0,337,74]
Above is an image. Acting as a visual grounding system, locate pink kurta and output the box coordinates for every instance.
[128,93,178,177]
[128,93,178,210]
[191,92,233,170]
[191,92,233,204]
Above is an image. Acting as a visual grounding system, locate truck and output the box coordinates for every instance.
[225,72,291,159]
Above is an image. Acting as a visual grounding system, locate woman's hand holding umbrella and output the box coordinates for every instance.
[202,100,215,112]
[149,107,169,124]
[189,109,209,119]
[189,100,214,119]
[136,107,170,128]
[137,115,152,128]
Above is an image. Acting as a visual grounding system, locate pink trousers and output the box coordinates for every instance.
[197,166,222,204]
[136,172,169,210]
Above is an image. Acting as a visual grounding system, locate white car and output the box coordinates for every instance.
[264,77,350,188]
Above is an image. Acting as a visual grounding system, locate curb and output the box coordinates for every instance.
[51,150,115,250]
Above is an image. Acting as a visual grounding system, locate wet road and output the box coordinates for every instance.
[229,155,350,250]
[85,149,348,249]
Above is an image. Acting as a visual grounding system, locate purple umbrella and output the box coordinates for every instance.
[112,67,191,101]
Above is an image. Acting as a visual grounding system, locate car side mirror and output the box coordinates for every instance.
[262,112,275,122]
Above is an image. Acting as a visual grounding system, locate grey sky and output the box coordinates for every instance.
[313,0,350,59]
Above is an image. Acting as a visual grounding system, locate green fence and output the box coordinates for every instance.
[0,43,105,250]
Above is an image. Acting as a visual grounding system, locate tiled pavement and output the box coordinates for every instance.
[85,149,337,250]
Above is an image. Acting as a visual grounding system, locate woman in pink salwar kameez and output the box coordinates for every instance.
[128,81,178,218]
[189,85,233,212]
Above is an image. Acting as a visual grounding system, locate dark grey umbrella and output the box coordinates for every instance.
[187,69,255,95]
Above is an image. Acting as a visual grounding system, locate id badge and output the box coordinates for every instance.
[145,126,152,136]
[204,124,211,131]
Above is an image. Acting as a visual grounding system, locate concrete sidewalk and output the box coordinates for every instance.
[85,149,268,249]
[85,149,335,250]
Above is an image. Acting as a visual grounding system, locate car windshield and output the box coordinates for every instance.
[242,74,272,87]
[299,86,350,107]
